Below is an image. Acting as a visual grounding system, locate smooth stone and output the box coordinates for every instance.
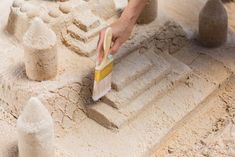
[59,3,72,14]
[48,9,61,18]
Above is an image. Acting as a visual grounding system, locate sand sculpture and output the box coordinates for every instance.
[137,0,158,24]
[59,3,73,14]
[7,1,38,41]
[199,0,228,47]
[1,0,234,156]
[17,97,55,157]
[23,17,57,81]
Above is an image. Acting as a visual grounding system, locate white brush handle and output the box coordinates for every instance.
[98,27,113,69]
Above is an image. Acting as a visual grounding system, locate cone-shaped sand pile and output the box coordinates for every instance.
[199,0,228,47]
[17,97,54,157]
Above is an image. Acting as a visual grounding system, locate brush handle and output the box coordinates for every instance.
[98,27,113,69]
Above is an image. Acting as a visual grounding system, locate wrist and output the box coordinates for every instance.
[120,14,136,28]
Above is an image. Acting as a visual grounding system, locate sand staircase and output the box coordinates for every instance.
[87,46,192,129]
[62,10,107,57]
[60,41,234,157]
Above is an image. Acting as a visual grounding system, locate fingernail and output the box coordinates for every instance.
[108,54,113,60]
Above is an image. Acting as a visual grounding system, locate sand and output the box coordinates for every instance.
[0,0,235,157]
[17,97,54,157]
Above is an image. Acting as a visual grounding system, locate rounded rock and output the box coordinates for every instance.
[48,9,61,18]
[41,14,52,23]
[59,3,72,14]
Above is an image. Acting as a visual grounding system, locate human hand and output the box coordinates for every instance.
[96,17,135,64]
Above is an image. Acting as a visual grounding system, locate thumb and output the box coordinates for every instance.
[109,39,122,55]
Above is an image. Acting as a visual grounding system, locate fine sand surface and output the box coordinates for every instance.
[0,0,235,157]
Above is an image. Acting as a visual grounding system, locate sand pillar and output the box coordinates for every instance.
[17,97,55,157]
[137,0,158,24]
[7,1,38,41]
[23,17,57,81]
[199,0,228,47]
[7,0,24,34]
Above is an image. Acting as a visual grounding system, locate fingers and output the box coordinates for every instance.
[97,27,123,59]
[96,29,106,64]
[110,38,122,55]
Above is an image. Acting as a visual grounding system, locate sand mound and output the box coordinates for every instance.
[23,17,56,50]
[17,97,53,133]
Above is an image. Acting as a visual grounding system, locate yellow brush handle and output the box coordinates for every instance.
[98,27,113,69]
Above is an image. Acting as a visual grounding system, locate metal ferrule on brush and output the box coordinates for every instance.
[95,60,113,82]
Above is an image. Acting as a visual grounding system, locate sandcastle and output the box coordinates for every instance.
[17,97,55,157]
[199,0,228,47]
[138,0,158,24]
[23,17,57,81]
[0,0,235,157]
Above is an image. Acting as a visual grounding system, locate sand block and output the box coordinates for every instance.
[87,102,127,129]
[103,52,170,109]
[67,23,106,43]
[73,10,100,32]
[104,66,170,109]
[63,34,98,57]
[112,51,153,91]
[63,14,106,57]
[88,53,192,129]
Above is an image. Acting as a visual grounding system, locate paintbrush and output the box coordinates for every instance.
[92,27,113,101]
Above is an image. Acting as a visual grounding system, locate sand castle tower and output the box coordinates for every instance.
[137,0,158,24]
[7,0,38,41]
[23,17,58,81]
[17,97,55,157]
[199,0,228,47]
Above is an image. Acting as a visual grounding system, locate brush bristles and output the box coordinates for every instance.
[92,73,112,101]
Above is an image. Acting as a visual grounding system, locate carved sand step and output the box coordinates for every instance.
[104,66,170,109]
[118,59,192,124]
[87,102,127,129]
[73,10,101,32]
[87,53,192,129]
[63,34,98,57]
[67,24,102,43]
[103,53,170,109]
[62,10,107,57]
[112,50,154,91]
